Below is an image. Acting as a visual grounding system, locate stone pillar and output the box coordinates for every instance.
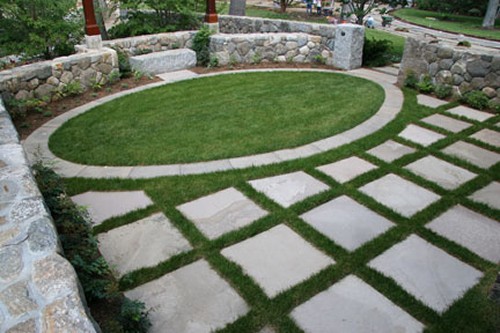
[333,24,364,70]
[82,0,103,49]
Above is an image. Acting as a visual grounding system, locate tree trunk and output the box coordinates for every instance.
[482,0,499,28]
[280,0,287,13]
[229,0,246,16]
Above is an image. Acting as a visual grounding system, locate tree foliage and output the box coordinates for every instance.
[0,0,83,60]
[415,0,489,16]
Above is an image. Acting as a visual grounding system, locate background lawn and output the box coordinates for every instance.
[49,72,383,166]
[393,8,500,40]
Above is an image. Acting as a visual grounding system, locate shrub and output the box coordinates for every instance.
[457,41,471,47]
[192,26,213,66]
[112,48,132,78]
[60,82,84,97]
[434,84,452,99]
[462,91,489,110]
[119,298,152,333]
[362,37,394,67]
[488,100,500,113]
[404,70,419,89]
[416,75,434,93]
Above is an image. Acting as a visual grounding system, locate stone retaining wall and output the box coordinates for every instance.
[0,98,97,332]
[210,33,333,66]
[0,49,119,102]
[397,37,500,104]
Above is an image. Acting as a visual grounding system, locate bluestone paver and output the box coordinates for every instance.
[368,234,483,313]
[176,187,268,239]
[367,140,416,162]
[248,171,329,208]
[125,260,249,333]
[300,195,394,251]
[470,128,500,148]
[359,174,440,217]
[427,205,500,263]
[97,213,192,277]
[421,114,472,133]
[71,191,153,225]
[446,106,494,122]
[417,94,448,108]
[398,124,446,147]
[316,156,377,183]
[405,156,476,190]
[468,182,500,210]
[291,275,425,333]
[221,224,334,298]
[442,141,500,169]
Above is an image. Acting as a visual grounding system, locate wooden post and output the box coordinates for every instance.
[82,0,101,36]
[205,0,218,23]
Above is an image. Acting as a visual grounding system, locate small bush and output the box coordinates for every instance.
[120,298,152,333]
[60,81,84,97]
[488,100,500,113]
[404,71,418,89]
[416,75,434,94]
[113,48,132,78]
[468,8,482,17]
[434,84,452,99]
[457,41,471,47]
[251,52,262,65]
[192,26,212,66]
[462,91,489,110]
[362,37,393,67]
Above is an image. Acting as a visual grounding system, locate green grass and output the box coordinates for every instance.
[49,72,383,166]
[61,86,500,333]
[393,8,500,41]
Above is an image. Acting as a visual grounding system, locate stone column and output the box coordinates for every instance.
[82,0,103,49]
[333,24,364,70]
[205,0,220,33]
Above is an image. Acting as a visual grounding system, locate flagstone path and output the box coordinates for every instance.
[28,68,500,332]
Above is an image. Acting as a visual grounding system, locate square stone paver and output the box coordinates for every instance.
[316,157,377,183]
[426,205,500,263]
[359,174,440,217]
[368,234,483,313]
[221,224,334,298]
[367,140,416,163]
[300,195,394,251]
[442,141,500,169]
[398,124,446,147]
[446,105,494,122]
[421,114,472,133]
[97,213,192,277]
[125,260,249,333]
[71,191,153,225]
[291,275,425,333]
[417,94,448,108]
[176,188,268,239]
[248,171,329,208]
[404,156,476,190]
[470,129,500,148]
[469,182,500,210]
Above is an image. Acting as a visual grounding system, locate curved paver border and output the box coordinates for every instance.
[23,68,403,179]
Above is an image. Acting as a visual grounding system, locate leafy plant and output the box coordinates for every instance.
[313,54,327,64]
[488,100,500,113]
[404,71,418,89]
[461,91,489,110]
[192,26,213,66]
[119,298,152,333]
[133,70,144,81]
[362,37,394,67]
[457,40,471,47]
[228,55,238,68]
[251,52,262,65]
[434,84,452,99]
[112,47,132,78]
[91,79,103,91]
[416,75,434,93]
[60,81,84,97]
[208,56,219,68]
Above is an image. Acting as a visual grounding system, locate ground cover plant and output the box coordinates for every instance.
[393,8,500,40]
[48,71,384,165]
[60,86,500,333]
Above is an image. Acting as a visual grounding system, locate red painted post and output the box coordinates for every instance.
[205,0,218,23]
[82,0,101,36]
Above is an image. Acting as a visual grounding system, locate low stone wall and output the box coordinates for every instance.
[0,49,119,102]
[102,31,197,56]
[397,37,500,104]
[0,98,97,332]
[210,33,333,66]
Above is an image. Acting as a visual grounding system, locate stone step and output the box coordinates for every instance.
[371,65,400,76]
[129,49,196,75]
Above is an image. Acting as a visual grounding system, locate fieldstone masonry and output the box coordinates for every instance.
[0,98,97,332]
[398,37,500,106]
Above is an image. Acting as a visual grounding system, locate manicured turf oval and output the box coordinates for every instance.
[49,71,384,165]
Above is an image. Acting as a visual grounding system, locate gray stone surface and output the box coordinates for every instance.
[427,205,500,263]
[405,156,476,190]
[368,234,483,313]
[360,174,440,217]
[33,254,78,301]
[291,275,424,333]
[316,156,377,183]
[0,282,37,317]
[421,114,472,133]
[398,124,446,147]
[300,195,394,251]
[71,191,153,225]
[469,182,500,209]
[129,49,196,75]
[367,140,416,162]
[470,128,500,148]
[333,24,364,70]
[248,171,329,208]
[97,213,192,277]
[221,224,334,297]
[156,69,199,82]
[0,246,23,283]
[257,327,276,333]
[125,260,249,333]
[442,141,500,169]
[176,187,268,239]
[446,106,495,122]
[417,94,448,108]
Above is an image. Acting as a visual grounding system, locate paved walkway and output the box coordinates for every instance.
[23,68,403,178]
